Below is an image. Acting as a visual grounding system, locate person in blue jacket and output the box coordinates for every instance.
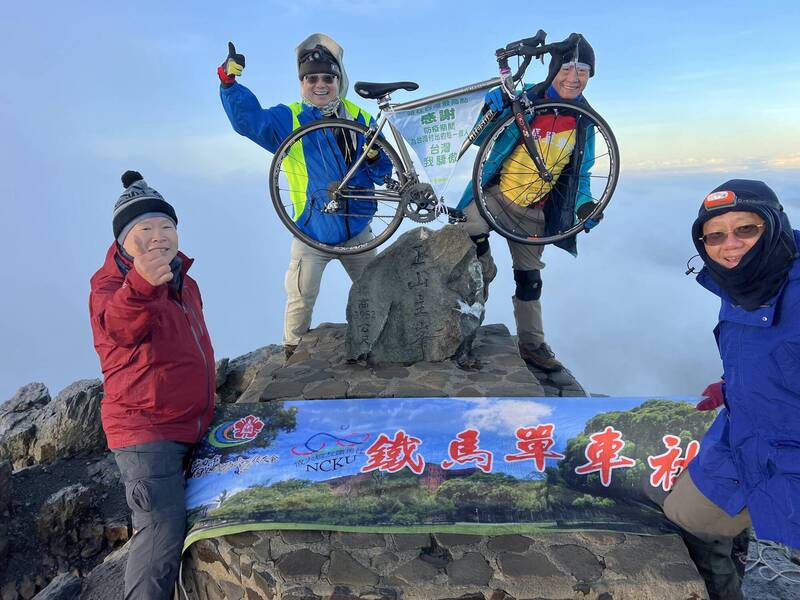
[460,36,601,372]
[663,179,800,599]
[218,34,391,358]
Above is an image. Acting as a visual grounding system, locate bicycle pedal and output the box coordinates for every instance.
[448,209,466,224]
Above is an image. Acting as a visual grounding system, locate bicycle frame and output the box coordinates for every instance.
[334,77,501,195]
[334,31,583,201]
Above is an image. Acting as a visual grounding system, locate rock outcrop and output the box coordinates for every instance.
[215,345,284,404]
[346,226,485,364]
[0,460,10,563]
[0,381,126,600]
[0,379,105,470]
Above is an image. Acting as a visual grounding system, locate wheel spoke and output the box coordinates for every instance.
[473,101,618,245]
[270,119,408,255]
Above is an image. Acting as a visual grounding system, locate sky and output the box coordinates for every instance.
[1,1,799,402]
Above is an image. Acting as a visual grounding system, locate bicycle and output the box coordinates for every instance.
[269,31,619,255]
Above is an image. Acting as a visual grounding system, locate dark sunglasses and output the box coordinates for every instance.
[304,74,336,85]
[699,223,765,246]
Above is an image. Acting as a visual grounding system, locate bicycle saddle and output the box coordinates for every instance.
[354,81,419,99]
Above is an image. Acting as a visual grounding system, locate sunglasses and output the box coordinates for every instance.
[304,74,337,85]
[560,61,591,74]
[699,223,765,246]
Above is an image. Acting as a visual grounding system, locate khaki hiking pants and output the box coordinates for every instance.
[662,469,751,600]
[460,185,546,346]
[284,227,375,346]
[664,469,751,543]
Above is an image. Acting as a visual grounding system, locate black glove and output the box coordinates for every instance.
[577,201,603,230]
[218,42,246,87]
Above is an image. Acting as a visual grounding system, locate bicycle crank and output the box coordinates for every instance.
[402,182,439,223]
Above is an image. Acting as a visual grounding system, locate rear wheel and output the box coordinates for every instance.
[472,100,619,245]
[269,118,407,255]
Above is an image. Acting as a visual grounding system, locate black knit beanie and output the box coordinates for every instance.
[113,171,178,242]
[548,35,595,78]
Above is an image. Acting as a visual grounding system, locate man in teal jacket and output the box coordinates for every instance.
[218,34,391,358]
[460,37,600,372]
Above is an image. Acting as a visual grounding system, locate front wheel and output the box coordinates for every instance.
[471,100,619,246]
[269,118,408,255]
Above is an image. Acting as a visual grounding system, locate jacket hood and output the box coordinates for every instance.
[295,33,349,99]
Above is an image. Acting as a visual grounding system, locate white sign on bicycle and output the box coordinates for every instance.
[385,90,486,197]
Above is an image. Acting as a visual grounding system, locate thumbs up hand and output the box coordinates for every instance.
[132,237,174,287]
[218,42,246,86]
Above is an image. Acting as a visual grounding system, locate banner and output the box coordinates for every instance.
[385,91,486,197]
[183,396,715,549]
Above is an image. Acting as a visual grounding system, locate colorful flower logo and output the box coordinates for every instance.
[209,415,265,448]
[233,415,264,440]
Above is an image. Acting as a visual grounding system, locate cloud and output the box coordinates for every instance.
[767,154,800,169]
[625,156,800,175]
[462,399,553,434]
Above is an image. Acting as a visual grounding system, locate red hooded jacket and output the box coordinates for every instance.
[89,243,215,449]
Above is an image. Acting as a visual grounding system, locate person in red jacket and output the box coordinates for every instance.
[89,171,215,600]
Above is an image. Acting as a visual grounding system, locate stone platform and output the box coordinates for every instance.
[182,529,706,600]
[187,324,710,600]
[219,323,586,405]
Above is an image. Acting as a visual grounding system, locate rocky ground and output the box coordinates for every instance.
[0,381,131,599]
[2,453,127,595]
[1,326,799,598]
[742,541,800,600]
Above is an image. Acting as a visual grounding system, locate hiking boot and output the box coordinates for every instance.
[284,344,297,360]
[519,342,563,372]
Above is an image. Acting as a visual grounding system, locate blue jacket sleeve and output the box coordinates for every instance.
[575,124,595,212]
[220,82,294,153]
[362,113,394,184]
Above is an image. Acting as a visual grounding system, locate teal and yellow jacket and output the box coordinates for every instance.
[221,82,392,244]
[458,85,595,256]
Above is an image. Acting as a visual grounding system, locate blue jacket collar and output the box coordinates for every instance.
[545,84,586,103]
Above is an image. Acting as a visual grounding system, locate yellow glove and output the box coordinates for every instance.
[218,42,245,86]
[225,58,243,77]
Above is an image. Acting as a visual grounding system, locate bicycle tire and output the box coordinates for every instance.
[471,99,619,246]
[269,118,407,255]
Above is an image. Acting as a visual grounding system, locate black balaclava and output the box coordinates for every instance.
[691,179,798,310]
